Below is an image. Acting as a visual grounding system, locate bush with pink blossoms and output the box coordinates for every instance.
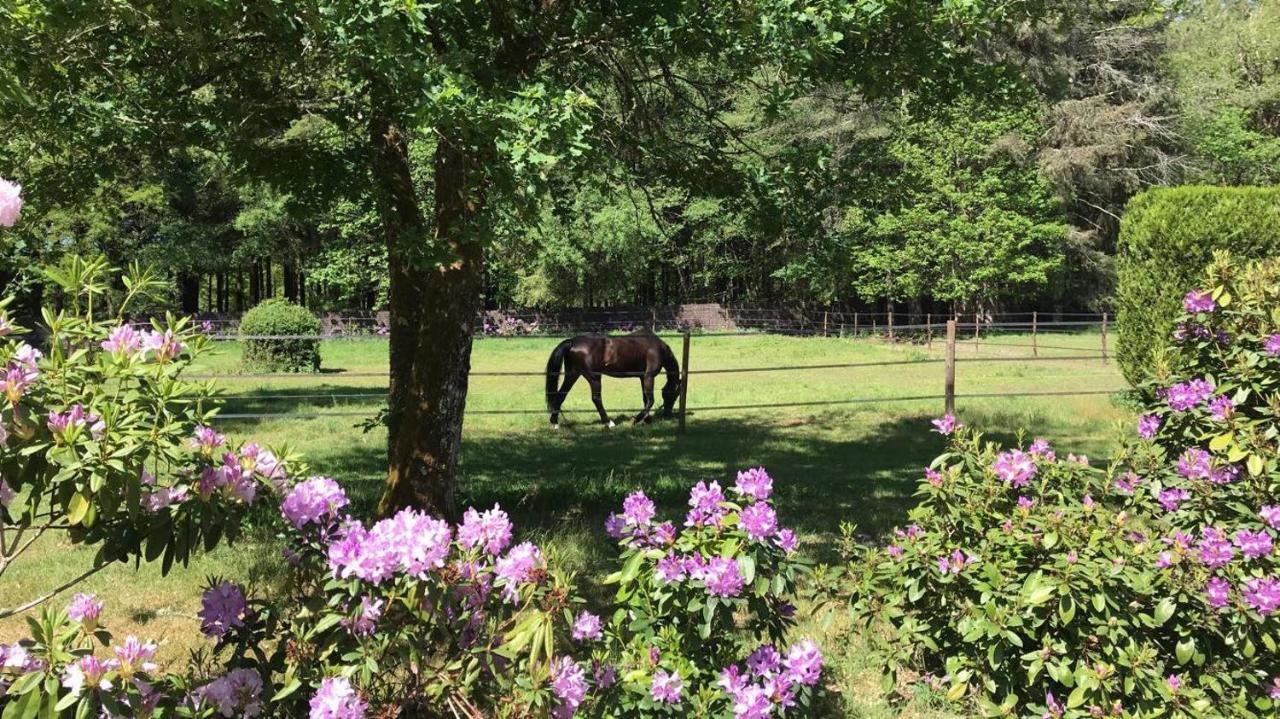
[851,259,1280,718]
[580,470,825,717]
[0,257,285,617]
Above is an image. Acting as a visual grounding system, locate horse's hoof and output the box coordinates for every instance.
[607,420,616,428]
[551,423,560,430]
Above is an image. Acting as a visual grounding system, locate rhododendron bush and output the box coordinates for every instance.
[850,258,1280,718]
[0,257,277,618]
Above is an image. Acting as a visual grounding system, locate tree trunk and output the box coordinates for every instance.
[284,262,299,302]
[372,117,483,520]
[178,272,201,314]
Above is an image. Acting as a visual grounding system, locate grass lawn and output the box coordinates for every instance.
[0,329,1130,717]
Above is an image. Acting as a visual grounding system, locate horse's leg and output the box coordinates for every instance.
[585,374,613,427]
[634,373,655,424]
[550,371,579,428]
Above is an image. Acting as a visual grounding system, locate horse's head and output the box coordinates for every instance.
[660,378,681,416]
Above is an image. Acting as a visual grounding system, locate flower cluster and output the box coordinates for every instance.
[717,640,824,718]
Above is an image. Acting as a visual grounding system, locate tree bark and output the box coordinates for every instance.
[178,272,201,314]
[371,116,483,520]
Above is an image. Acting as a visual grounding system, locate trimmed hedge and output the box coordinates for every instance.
[1115,186,1280,385]
[240,298,321,372]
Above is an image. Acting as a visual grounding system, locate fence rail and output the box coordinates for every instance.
[205,319,1124,425]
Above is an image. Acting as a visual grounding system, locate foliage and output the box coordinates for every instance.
[239,299,321,373]
[849,259,1280,717]
[1114,186,1280,385]
[0,256,279,618]
[591,473,823,716]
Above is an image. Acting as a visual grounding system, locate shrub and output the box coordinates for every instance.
[1115,186,1280,385]
[240,299,321,372]
[851,257,1280,718]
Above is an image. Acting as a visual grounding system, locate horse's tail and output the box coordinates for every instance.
[546,338,572,410]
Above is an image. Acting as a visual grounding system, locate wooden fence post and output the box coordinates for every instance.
[853,312,859,336]
[973,312,980,351]
[1101,312,1109,363]
[678,331,691,433]
[1032,311,1039,357]
[926,312,932,348]
[945,320,957,415]
[822,310,829,337]
[888,306,895,342]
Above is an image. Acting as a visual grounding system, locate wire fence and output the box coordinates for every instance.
[203,318,1125,424]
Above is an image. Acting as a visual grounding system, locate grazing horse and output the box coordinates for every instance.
[545,332,681,428]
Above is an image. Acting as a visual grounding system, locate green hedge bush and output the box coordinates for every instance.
[1115,186,1280,385]
[240,298,321,372]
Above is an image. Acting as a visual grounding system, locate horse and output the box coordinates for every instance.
[544,331,681,428]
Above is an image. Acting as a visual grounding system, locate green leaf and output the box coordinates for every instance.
[1176,638,1195,664]
[1154,597,1176,626]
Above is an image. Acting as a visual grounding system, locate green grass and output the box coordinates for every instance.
[0,330,1130,715]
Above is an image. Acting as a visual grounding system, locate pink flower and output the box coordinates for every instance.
[571,611,603,642]
[458,504,513,555]
[1028,438,1055,461]
[1243,577,1280,615]
[686,480,727,527]
[931,414,959,435]
[651,669,683,704]
[190,426,226,454]
[0,479,14,508]
[924,468,944,487]
[1166,674,1182,694]
[1205,577,1230,608]
[67,593,103,628]
[690,555,745,597]
[342,597,383,636]
[281,477,349,531]
[112,635,158,674]
[143,329,184,362]
[551,656,589,717]
[192,668,263,717]
[621,490,655,526]
[1261,505,1280,529]
[992,449,1036,487]
[494,542,544,602]
[309,676,367,719]
[733,467,773,502]
[143,485,188,513]
[101,325,144,355]
[783,639,823,686]
[1113,471,1139,494]
[775,527,798,553]
[1234,529,1273,559]
[0,177,22,227]
[739,502,778,541]
[60,655,117,697]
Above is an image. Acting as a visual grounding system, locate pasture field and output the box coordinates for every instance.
[1,330,1128,718]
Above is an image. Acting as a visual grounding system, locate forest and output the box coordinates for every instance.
[3,0,1276,317]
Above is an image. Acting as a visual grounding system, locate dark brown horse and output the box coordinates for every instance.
[545,332,681,428]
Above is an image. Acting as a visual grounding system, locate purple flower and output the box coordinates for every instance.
[1113,471,1139,494]
[695,556,745,597]
[1183,290,1216,313]
[1208,394,1234,420]
[66,593,103,628]
[1261,505,1280,529]
[1028,438,1055,461]
[199,581,247,639]
[1016,496,1035,511]
[1167,674,1182,694]
[1243,577,1280,615]
[0,478,14,508]
[1197,528,1234,568]
[1269,676,1280,700]
[651,670,683,704]
[937,549,976,575]
[775,528,798,553]
[992,449,1036,488]
[281,477,349,531]
[656,553,687,583]
[603,514,625,539]
[144,485,188,513]
[733,467,773,502]
[1266,334,1280,357]
[1044,692,1064,719]
[551,656,589,717]
[1158,488,1190,512]
[1165,379,1215,411]
[924,467,944,487]
[593,661,617,689]
[192,668,264,717]
[342,597,383,636]
[458,504,513,555]
[931,414,960,435]
[1210,464,1240,485]
[1177,448,1213,480]
[1205,577,1230,608]
[1082,494,1095,512]
[571,612,603,642]
[309,676,367,719]
[494,541,544,602]
[887,544,904,558]
[327,510,453,584]
[622,491,655,526]
[101,325,144,355]
[1137,414,1161,440]
[746,645,782,676]
[191,425,226,454]
[783,639,823,686]
[686,481,727,527]
[739,502,778,541]
[1234,529,1273,559]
